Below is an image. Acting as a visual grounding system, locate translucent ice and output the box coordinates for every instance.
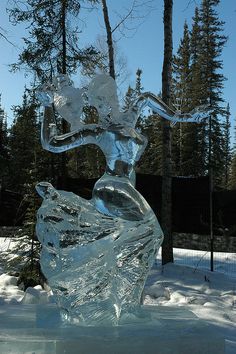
[36,74,209,325]
[36,180,162,325]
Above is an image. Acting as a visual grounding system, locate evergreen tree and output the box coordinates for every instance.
[189,6,208,176]
[122,69,163,175]
[7,175,43,289]
[222,103,231,188]
[8,91,38,193]
[67,106,106,179]
[8,0,100,81]
[172,1,227,184]
[6,91,58,286]
[123,69,143,112]
[172,22,191,113]
[229,116,236,189]
[172,20,206,176]
[135,68,143,96]
[137,114,163,175]
[198,0,227,186]
[229,154,236,190]
[0,95,9,186]
[123,85,136,112]
[189,7,204,109]
[172,22,195,175]
[8,1,102,186]
[8,89,56,192]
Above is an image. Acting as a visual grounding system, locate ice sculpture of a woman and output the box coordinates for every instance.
[36,74,208,325]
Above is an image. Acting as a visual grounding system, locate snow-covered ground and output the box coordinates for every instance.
[144,262,236,353]
[0,237,236,353]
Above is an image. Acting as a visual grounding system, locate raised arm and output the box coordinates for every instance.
[135,92,209,124]
[36,80,105,153]
[41,105,104,153]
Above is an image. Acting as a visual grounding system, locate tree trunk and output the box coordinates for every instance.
[101,0,116,79]
[60,0,68,187]
[61,0,67,75]
[161,0,173,264]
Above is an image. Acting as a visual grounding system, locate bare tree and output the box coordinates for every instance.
[0,26,15,46]
[100,0,154,80]
[101,0,116,79]
[161,0,174,264]
[85,34,130,88]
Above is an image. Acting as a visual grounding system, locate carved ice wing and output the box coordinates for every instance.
[87,74,120,126]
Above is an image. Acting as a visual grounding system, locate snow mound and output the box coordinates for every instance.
[0,274,24,304]
[0,274,18,286]
[144,263,236,352]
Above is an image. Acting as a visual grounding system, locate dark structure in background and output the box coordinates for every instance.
[1,175,236,236]
[0,187,25,226]
[171,176,210,234]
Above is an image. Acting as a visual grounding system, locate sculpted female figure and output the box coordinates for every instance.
[36,74,208,325]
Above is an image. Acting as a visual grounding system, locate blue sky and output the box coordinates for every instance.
[0,0,235,138]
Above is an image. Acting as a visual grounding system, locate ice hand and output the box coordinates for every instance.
[173,105,211,123]
[188,105,211,123]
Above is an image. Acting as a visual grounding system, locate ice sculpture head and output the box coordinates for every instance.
[37,74,85,131]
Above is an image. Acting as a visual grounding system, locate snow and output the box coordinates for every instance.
[144,262,236,353]
[0,237,236,353]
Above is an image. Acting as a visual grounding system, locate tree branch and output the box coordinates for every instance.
[0,26,16,46]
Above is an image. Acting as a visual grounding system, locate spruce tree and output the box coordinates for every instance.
[190,7,204,109]
[7,174,43,289]
[137,114,163,175]
[123,69,163,176]
[135,68,143,96]
[8,89,59,192]
[8,0,100,81]
[229,154,236,190]
[6,91,57,286]
[8,91,39,193]
[123,85,136,112]
[172,22,191,113]
[172,22,196,176]
[0,95,9,186]
[198,0,227,186]
[8,1,102,186]
[189,6,208,176]
[67,106,105,179]
[222,103,231,188]
[123,69,143,112]
[172,1,228,183]
[229,116,236,189]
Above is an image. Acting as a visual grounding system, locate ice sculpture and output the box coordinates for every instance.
[36,74,209,325]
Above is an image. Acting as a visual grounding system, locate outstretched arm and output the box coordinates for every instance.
[41,106,104,153]
[135,92,209,124]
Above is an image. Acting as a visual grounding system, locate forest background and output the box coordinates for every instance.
[0,0,236,281]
